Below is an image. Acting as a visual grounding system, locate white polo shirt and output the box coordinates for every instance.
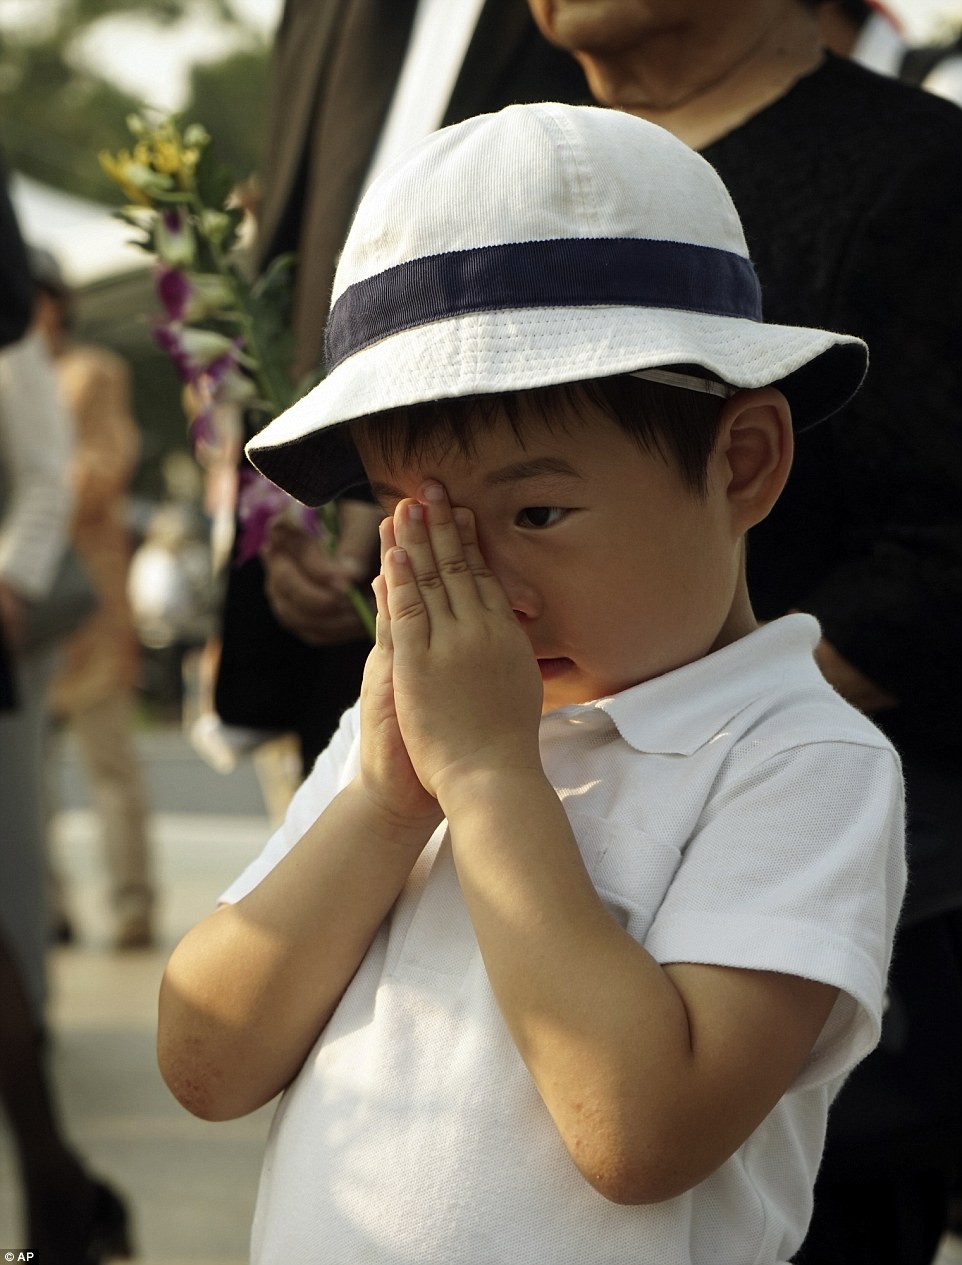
[221,615,905,1265]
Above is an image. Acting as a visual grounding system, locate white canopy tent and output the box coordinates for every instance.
[9,173,147,287]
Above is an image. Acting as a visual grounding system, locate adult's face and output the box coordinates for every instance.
[526,0,808,120]
[527,1,697,53]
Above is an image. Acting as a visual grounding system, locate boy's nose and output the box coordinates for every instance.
[506,584,540,622]
[478,540,540,621]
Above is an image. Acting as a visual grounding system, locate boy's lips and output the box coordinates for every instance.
[537,656,574,681]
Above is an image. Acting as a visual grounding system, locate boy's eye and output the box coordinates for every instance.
[516,506,566,529]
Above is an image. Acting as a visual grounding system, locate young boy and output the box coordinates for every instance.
[158,105,905,1263]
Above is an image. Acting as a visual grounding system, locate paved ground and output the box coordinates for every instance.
[1,724,961,1263]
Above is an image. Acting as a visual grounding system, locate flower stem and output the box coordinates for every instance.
[192,194,282,414]
[317,503,376,640]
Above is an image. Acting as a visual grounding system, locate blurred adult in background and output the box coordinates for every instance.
[31,248,156,951]
[816,0,962,103]
[526,3,962,1262]
[0,155,131,1264]
[0,152,33,712]
[0,308,71,1038]
[1,290,73,1037]
[214,0,590,779]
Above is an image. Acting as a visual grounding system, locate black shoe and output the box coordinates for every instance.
[29,1172,134,1264]
[81,1180,134,1263]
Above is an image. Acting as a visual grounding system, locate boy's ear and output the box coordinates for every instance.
[716,388,793,531]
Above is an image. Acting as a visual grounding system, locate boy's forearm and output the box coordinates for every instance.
[440,769,692,1194]
[158,780,432,1121]
[440,770,830,1204]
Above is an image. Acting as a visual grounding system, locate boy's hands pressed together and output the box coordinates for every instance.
[358,515,443,833]
[380,482,544,808]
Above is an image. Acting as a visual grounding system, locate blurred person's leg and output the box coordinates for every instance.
[69,687,154,949]
[0,931,131,1259]
[0,651,132,1259]
[0,649,57,1017]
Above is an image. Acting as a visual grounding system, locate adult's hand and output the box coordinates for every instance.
[261,500,380,646]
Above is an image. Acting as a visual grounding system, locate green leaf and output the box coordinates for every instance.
[192,140,237,213]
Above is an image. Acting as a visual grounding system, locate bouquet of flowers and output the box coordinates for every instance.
[99,114,375,638]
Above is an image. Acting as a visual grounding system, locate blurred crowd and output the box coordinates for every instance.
[1,0,961,1261]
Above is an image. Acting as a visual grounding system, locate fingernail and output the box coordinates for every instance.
[422,482,445,502]
[392,547,408,564]
[407,502,423,520]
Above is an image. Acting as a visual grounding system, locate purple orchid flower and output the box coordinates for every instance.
[187,402,217,453]
[235,468,320,565]
[154,207,195,267]
[152,321,244,386]
[152,321,194,383]
[156,266,192,322]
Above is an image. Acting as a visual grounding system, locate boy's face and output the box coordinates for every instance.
[355,392,751,712]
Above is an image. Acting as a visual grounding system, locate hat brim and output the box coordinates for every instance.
[247,305,867,507]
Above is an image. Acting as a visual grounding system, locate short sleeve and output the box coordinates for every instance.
[645,737,905,1088]
[219,700,363,904]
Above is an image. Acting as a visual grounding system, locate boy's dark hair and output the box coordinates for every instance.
[353,373,725,497]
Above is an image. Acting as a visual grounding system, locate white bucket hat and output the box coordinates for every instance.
[247,103,867,506]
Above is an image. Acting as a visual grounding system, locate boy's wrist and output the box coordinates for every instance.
[345,777,442,852]
[435,761,551,823]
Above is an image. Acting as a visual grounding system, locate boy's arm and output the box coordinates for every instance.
[383,488,840,1204]
[442,768,837,1204]
[158,595,442,1122]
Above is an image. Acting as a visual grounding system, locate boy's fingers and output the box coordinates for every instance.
[371,573,392,652]
[379,514,396,567]
[383,545,432,641]
[452,506,513,614]
[392,497,462,620]
[400,483,494,618]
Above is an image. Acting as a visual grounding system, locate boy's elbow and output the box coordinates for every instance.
[157,1028,244,1122]
[575,1150,691,1207]
[157,1025,282,1122]
[564,1113,707,1206]
[157,972,270,1123]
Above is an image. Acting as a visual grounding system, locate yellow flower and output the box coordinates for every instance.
[98,148,152,206]
[102,118,211,207]
[152,139,181,174]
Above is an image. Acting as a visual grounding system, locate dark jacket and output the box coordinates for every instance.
[215,0,589,768]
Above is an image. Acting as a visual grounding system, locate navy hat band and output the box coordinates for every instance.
[325,237,763,372]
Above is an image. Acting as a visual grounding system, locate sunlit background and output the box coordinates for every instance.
[1,0,961,665]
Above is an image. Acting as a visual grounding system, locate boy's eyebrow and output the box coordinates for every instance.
[483,456,583,487]
[368,457,583,505]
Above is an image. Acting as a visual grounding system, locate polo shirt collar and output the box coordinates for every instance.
[542,614,823,756]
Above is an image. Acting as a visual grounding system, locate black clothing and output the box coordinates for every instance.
[705,55,962,927]
[705,55,962,759]
[703,56,962,1263]
[0,155,33,354]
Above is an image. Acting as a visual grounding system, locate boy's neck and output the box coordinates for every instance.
[708,573,759,657]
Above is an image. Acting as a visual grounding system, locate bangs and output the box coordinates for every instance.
[350,375,724,495]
